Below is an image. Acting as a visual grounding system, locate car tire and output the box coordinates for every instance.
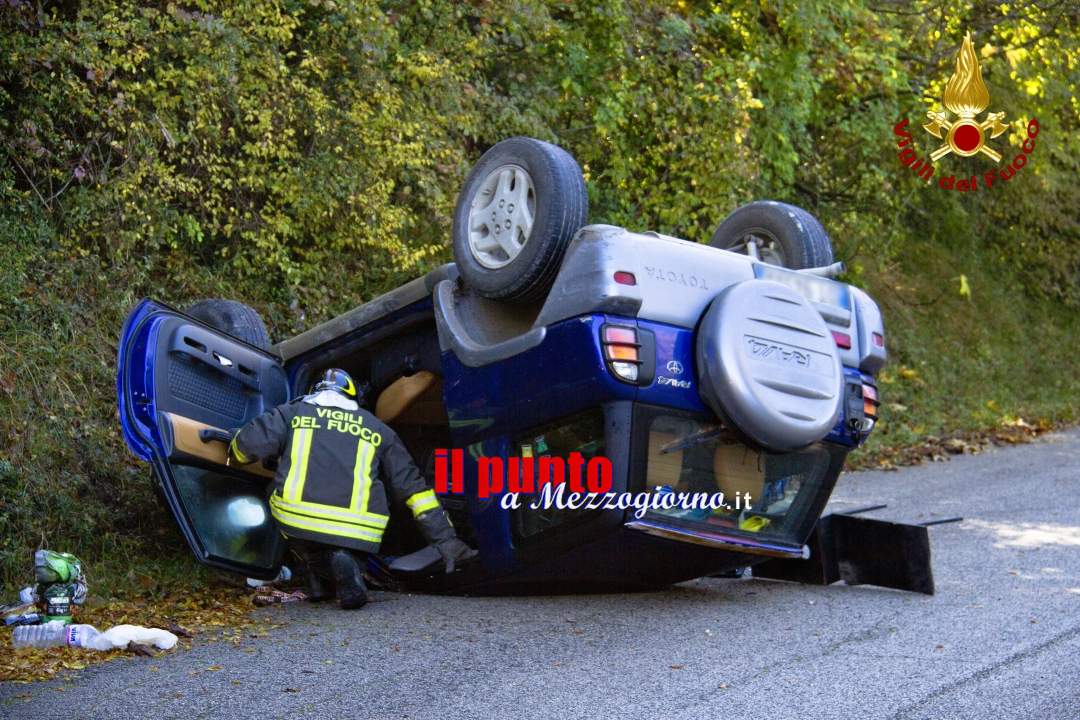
[185,299,272,351]
[452,137,588,303]
[709,201,834,270]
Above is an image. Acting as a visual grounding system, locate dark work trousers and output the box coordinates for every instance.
[289,538,369,596]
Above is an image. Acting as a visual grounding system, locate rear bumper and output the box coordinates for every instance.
[388,523,776,594]
[624,518,807,558]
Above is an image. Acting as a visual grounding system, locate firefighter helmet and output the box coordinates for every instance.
[312,368,358,399]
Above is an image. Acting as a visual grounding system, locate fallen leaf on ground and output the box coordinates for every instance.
[1,584,262,682]
[847,416,1055,472]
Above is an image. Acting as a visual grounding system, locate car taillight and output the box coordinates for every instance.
[831,330,852,349]
[862,382,879,420]
[603,326,636,344]
[611,362,639,382]
[613,271,637,286]
[602,324,641,383]
[607,344,639,361]
[872,332,885,348]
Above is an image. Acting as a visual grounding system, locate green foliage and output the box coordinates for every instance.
[3,1,1077,299]
[0,0,1077,588]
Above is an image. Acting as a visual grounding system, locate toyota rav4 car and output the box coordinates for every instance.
[117,137,886,593]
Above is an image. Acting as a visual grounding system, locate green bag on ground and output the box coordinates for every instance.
[33,550,87,625]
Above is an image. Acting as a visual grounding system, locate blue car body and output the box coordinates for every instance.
[117,224,885,591]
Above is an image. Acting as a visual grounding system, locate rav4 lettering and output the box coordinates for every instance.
[745,336,811,367]
[642,266,710,291]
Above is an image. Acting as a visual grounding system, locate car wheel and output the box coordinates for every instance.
[185,299,272,351]
[709,201,834,270]
[452,137,588,302]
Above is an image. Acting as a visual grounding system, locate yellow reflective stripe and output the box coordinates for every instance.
[293,428,314,501]
[270,494,388,529]
[283,498,388,527]
[406,489,440,517]
[283,428,304,502]
[284,428,313,503]
[229,437,251,464]
[351,439,376,514]
[271,502,384,543]
[271,495,386,535]
[361,442,375,510]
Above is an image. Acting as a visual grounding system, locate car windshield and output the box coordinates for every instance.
[643,414,833,545]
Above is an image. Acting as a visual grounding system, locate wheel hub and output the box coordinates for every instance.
[730,230,788,268]
[467,164,536,269]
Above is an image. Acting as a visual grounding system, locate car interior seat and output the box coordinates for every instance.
[374,371,448,425]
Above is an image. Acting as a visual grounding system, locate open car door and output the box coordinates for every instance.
[117,299,289,579]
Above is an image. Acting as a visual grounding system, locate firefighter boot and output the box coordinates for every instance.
[291,541,332,602]
[330,550,368,610]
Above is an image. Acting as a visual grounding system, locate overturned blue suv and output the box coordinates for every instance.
[117,137,889,594]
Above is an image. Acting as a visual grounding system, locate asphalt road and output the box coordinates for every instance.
[4,429,1079,719]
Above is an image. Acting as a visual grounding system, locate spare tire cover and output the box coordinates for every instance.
[696,279,843,451]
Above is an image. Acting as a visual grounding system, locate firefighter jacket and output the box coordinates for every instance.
[229,392,442,553]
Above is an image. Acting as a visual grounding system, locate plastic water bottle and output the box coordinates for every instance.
[12,622,105,649]
[12,622,178,650]
[12,622,76,649]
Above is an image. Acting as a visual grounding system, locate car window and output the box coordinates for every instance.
[173,465,281,569]
[644,414,831,544]
[511,410,606,542]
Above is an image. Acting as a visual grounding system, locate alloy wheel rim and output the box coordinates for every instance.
[467,164,536,269]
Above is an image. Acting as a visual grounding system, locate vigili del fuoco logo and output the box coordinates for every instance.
[893,32,1040,192]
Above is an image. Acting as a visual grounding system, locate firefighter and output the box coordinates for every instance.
[229,368,477,609]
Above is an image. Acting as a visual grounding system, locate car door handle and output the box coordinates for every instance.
[199,428,234,444]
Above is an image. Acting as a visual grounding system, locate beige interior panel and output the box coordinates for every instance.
[646,431,684,489]
[713,443,765,503]
[648,432,766,506]
[375,371,447,425]
[163,412,274,480]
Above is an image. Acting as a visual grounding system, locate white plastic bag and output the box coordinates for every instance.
[96,624,178,650]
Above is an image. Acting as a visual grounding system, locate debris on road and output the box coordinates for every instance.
[850,415,1055,470]
[3,551,88,629]
[1,583,266,682]
[12,623,178,652]
[251,588,309,607]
